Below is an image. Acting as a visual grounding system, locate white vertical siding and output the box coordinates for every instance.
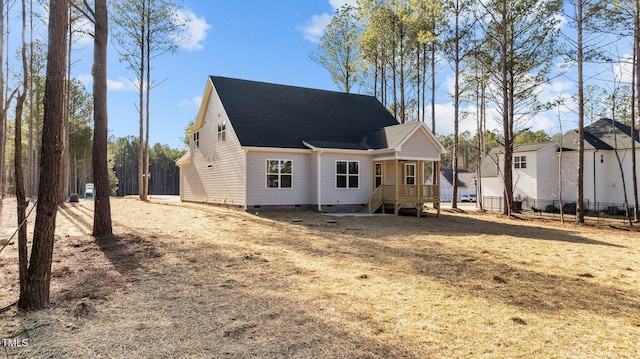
[556,150,578,203]
[534,146,557,200]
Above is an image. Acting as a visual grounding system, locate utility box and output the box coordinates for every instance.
[84,183,94,200]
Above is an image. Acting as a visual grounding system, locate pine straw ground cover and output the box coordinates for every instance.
[0,198,639,358]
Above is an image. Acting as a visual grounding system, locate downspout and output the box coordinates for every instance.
[593,148,598,211]
[244,148,248,211]
[317,150,322,212]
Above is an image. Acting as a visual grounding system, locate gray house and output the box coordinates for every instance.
[177,76,446,215]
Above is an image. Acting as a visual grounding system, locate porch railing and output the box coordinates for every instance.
[367,185,384,213]
[382,184,439,201]
[368,184,440,213]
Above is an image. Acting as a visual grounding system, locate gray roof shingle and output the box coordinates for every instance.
[211,76,400,149]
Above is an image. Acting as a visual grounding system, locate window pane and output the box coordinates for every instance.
[281,175,292,188]
[349,161,358,174]
[406,177,415,185]
[375,163,382,176]
[268,160,279,173]
[348,175,358,188]
[337,161,347,174]
[267,175,279,188]
[337,175,347,188]
[406,165,415,176]
[281,160,292,174]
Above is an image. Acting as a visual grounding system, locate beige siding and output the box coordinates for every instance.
[319,153,373,205]
[245,151,313,206]
[180,87,245,206]
[398,128,441,160]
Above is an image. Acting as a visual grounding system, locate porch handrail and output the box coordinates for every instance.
[368,185,384,213]
[382,184,439,201]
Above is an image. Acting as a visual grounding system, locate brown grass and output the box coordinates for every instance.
[1,197,639,358]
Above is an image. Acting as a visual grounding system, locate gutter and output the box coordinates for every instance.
[593,148,598,209]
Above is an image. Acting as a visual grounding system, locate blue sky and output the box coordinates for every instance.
[11,1,631,151]
[70,0,357,149]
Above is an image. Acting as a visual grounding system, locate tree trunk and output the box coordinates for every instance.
[16,90,28,306]
[576,0,585,223]
[20,0,68,310]
[92,0,113,237]
[138,1,146,201]
[144,12,151,199]
[633,3,640,222]
[60,3,72,203]
[0,0,5,199]
[452,1,460,209]
[16,0,30,307]
[501,0,513,216]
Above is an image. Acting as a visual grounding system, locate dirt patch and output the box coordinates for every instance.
[1,198,639,358]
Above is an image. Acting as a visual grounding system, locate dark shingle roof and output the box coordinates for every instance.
[441,168,466,187]
[563,118,639,150]
[211,76,400,149]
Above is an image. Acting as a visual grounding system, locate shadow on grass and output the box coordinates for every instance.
[437,212,627,248]
[256,212,639,321]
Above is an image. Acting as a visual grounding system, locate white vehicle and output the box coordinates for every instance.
[461,194,477,202]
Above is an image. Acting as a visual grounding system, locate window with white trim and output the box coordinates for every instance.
[375,163,382,187]
[514,155,526,169]
[336,161,359,188]
[192,131,200,150]
[405,163,415,185]
[266,160,292,188]
[217,120,226,142]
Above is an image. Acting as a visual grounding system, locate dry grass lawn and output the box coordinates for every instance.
[1,197,639,358]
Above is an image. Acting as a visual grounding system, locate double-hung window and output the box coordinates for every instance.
[405,164,416,185]
[267,160,292,188]
[217,120,226,142]
[192,131,200,150]
[514,155,526,169]
[336,161,359,188]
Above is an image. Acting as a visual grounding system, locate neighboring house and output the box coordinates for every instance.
[479,118,640,211]
[480,142,561,203]
[177,76,446,215]
[439,168,477,202]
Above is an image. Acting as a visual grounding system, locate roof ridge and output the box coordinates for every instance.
[209,75,377,100]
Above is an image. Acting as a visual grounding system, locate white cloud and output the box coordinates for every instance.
[108,77,137,91]
[76,74,93,88]
[329,0,358,10]
[179,96,202,108]
[299,13,333,43]
[173,9,212,51]
[77,74,137,91]
[299,0,359,43]
[73,17,94,46]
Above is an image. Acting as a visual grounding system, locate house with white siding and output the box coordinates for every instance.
[479,118,640,212]
[177,76,446,216]
[439,168,477,202]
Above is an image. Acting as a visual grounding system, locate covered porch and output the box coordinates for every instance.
[367,159,441,217]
